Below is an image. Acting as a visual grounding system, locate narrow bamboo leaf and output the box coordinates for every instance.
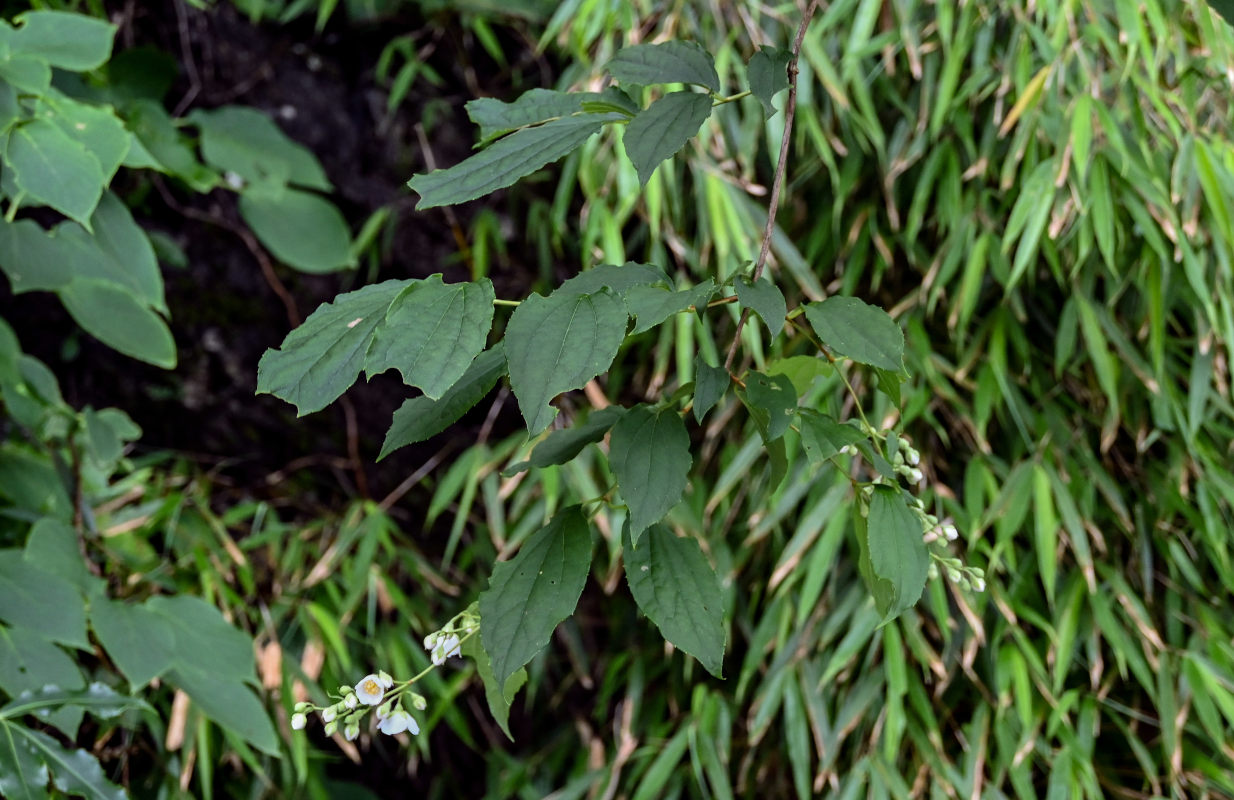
[625,280,716,334]
[505,289,628,434]
[59,280,176,369]
[408,113,622,209]
[864,486,928,622]
[466,88,604,140]
[803,296,904,371]
[1004,158,1056,290]
[1209,0,1234,24]
[239,188,353,274]
[609,405,692,542]
[256,280,409,415]
[747,47,792,117]
[10,11,115,71]
[1033,465,1058,600]
[737,371,796,442]
[528,406,626,469]
[460,629,526,741]
[692,356,729,423]
[798,410,866,464]
[365,275,495,398]
[605,41,720,92]
[735,276,787,336]
[479,507,592,687]
[0,553,89,650]
[0,718,49,800]
[379,346,506,459]
[6,120,105,225]
[11,727,124,800]
[623,91,712,185]
[623,523,725,678]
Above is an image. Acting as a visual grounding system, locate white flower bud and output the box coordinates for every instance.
[344,722,360,741]
[909,468,924,484]
[321,706,337,723]
[423,632,439,650]
[972,577,987,592]
[323,720,338,736]
[293,702,313,713]
[908,449,920,466]
[378,671,395,689]
[291,713,307,730]
[927,562,939,580]
[410,693,427,711]
[943,524,959,541]
[344,693,359,709]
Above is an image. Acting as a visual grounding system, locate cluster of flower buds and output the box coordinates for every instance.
[289,670,425,741]
[928,554,986,592]
[892,437,924,485]
[424,605,480,666]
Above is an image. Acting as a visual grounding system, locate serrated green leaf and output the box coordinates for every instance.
[747,46,792,117]
[189,106,331,190]
[623,91,712,185]
[692,357,729,422]
[10,11,115,71]
[557,262,670,296]
[379,345,506,459]
[864,486,928,622]
[409,113,622,209]
[737,371,796,442]
[798,410,865,464]
[735,276,787,336]
[466,88,605,140]
[803,296,904,371]
[0,552,89,650]
[364,275,494,397]
[88,599,176,689]
[479,507,592,687]
[765,355,830,396]
[623,523,724,677]
[460,631,526,740]
[605,41,720,92]
[526,405,625,469]
[256,279,409,415]
[505,289,628,434]
[59,279,176,369]
[0,717,50,800]
[6,120,105,225]
[624,280,715,334]
[609,405,692,542]
[239,188,354,274]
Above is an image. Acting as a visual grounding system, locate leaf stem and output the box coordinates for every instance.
[712,90,751,106]
[493,298,521,307]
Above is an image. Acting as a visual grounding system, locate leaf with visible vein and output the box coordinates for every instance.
[623,91,712,185]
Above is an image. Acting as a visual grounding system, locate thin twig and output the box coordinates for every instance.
[724,0,820,371]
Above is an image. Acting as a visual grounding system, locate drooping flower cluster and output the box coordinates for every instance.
[423,605,479,666]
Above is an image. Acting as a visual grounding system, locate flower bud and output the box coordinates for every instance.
[943,524,959,541]
[293,702,313,713]
[291,713,307,730]
[972,577,987,592]
[378,671,395,689]
[321,706,338,723]
[345,693,359,710]
[338,685,354,695]
[344,722,360,741]
[323,720,338,736]
[410,693,427,711]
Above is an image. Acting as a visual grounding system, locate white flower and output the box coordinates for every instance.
[291,713,307,730]
[431,634,462,665]
[321,706,337,723]
[378,709,420,736]
[354,674,385,706]
[344,693,359,709]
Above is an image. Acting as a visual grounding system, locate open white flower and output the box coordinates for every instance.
[354,674,386,706]
[378,709,420,736]
[431,634,462,665]
[290,713,307,730]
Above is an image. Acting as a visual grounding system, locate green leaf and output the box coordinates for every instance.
[692,357,729,423]
[0,683,152,721]
[623,523,724,678]
[23,520,102,601]
[863,486,928,622]
[0,626,84,700]
[466,88,606,140]
[145,595,258,686]
[124,99,216,191]
[409,113,623,209]
[519,405,626,471]
[735,276,787,337]
[0,219,68,292]
[0,717,50,800]
[379,346,506,459]
[623,91,712,185]
[765,355,830,396]
[9,727,124,800]
[747,47,792,117]
[803,296,904,371]
[82,407,141,467]
[59,279,176,369]
[0,553,90,650]
[505,289,628,434]
[875,367,903,407]
[88,599,176,689]
[189,106,331,190]
[38,95,129,183]
[609,405,692,543]
[556,262,670,296]
[605,41,720,92]
[87,192,166,311]
[238,188,354,274]
[10,11,115,71]
[365,275,495,397]
[479,507,592,687]
[1002,158,1056,290]
[165,666,280,755]
[798,410,865,464]
[257,279,409,415]
[0,57,49,94]
[460,629,526,741]
[737,371,796,442]
[625,280,716,334]
[6,120,105,226]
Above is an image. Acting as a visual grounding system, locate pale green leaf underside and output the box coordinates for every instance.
[623,91,712,185]
[803,296,904,371]
[609,405,692,542]
[605,41,720,92]
[10,726,125,800]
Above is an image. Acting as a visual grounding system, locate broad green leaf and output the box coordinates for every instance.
[623,91,712,185]
[623,523,725,678]
[189,106,331,190]
[864,486,928,622]
[23,520,102,601]
[875,367,903,407]
[765,355,830,396]
[0,318,17,385]
[0,717,50,800]
[82,407,141,467]
[737,371,796,441]
[0,683,152,721]
[88,599,176,689]
[124,99,216,191]
[0,83,17,136]
[238,188,353,274]
[625,280,716,334]
[798,410,865,464]
[6,120,105,225]
[605,41,720,92]
[609,405,692,542]
[803,296,904,371]
[692,357,729,422]
[10,11,115,71]
[365,275,495,397]
[526,405,625,469]
[145,595,258,686]
[557,262,670,296]
[165,666,280,755]
[87,192,166,311]
[59,280,176,369]
[466,88,605,140]
[379,346,506,459]
[505,289,628,434]
[10,727,124,800]
[0,57,49,94]
[257,279,409,415]
[0,220,76,294]
[479,507,592,687]
[735,276,787,337]
[0,627,83,739]
[38,96,128,183]
[747,47,792,117]
[0,553,89,650]
[409,113,623,209]
[460,628,526,741]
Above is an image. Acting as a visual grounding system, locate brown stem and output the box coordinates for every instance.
[724,0,820,371]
